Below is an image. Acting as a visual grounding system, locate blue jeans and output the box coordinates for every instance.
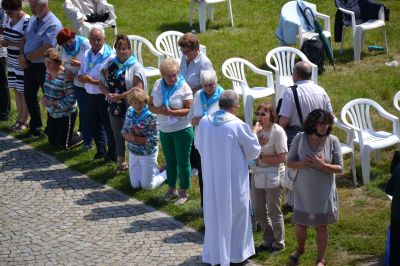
[74,86,93,146]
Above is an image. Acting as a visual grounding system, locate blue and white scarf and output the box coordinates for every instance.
[129,105,151,125]
[161,74,186,108]
[86,44,113,72]
[211,109,238,126]
[200,85,224,116]
[65,35,86,57]
[113,54,138,77]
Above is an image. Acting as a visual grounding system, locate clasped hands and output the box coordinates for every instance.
[301,153,325,169]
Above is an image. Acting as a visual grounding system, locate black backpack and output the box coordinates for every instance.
[301,38,325,74]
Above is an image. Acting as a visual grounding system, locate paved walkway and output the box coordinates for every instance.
[0,132,205,265]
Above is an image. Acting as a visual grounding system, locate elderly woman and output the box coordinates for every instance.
[178,32,213,94]
[100,34,147,171]
[122,87,167,190]
[149,58,193,205]
[251,102,287,253]
[56,28,92,150]
[40,48,81,149]
[0,0,30,131]
[189,69,223,212]
[287,109,342,266]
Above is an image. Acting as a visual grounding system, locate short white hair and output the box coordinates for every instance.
[200,69,218,86]
[89,25,105,38]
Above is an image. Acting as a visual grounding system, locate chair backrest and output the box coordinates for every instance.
[340,98,383,132]
[221,58,250,95]
[155,31,184,60]
[127,35,163,68]
[393,91,400,112]
[266,46,318,83]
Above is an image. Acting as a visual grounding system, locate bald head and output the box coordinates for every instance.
[293,61,312,81]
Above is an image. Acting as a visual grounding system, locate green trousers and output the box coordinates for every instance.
[160,127,194,189]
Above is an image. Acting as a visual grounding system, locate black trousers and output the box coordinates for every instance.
[190,140,203,207]
[24,62,46,132]
[0,57,10,119]
[88,93,116,159]
[46,111,77,150]
[390,218,400,266]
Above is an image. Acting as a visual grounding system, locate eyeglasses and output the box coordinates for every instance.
[255,112,268,116]
[117,47,130,52]
[180,48,191,54]
[203,83,215,87]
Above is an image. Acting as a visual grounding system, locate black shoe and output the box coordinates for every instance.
[104,154,117,162]
[267,246,284,254]
[0,115,8,121]
[282,203,293,213]
[31,130,46,139]
[93,153,105,160]
[256,244,271,253]
[20,132,33,139]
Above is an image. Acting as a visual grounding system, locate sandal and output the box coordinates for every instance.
[287,247,305,266]
[316,260,326,266]
[174,196,188,205]
[117,161,128,171]
[10,121,21,132]
[18,122,28,131]
[162,190,178,202]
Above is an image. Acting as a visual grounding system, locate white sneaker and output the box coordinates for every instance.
[190,168,199,177]
[385,60,399,67]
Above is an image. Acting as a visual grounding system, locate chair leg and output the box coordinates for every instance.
[244,96,254,126]
[384,27,388,53]
[198,2,207,33]
[374,150,381,162]
[189,0,194,27]
[350,152,358,187]
[340,26,346,55]
[113,22,117,36]
[208,4,214,21]
[227,0,234,27]
[353,28,362,61]
[360,148,371,184]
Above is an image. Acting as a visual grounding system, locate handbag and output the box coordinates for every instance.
[253,166,282,189]
[284,133,304,191]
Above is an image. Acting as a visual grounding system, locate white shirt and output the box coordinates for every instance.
[188,89,220,126]
[79,45,114,94]
[151,79,193,133]
[279,80,332,127]
[179,52,213,90]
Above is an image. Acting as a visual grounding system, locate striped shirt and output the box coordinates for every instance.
[4,14,30,70]
[43,70,77,118]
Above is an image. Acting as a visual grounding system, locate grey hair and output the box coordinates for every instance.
[89,25,105,38]
[33,0,48,4]
[219,90,239,110]
[200,69,218,86]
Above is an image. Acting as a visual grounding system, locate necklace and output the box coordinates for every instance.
[308,135,326,157]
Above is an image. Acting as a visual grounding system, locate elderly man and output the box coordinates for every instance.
[20,0,62,138]
[78,25,116,161]
[195,90,261,266]
[278,61,333,209]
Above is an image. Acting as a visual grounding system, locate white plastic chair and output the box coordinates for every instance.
[335,118,358,186]
[281,1,331,47]
[393,91,400,112]
[338,6,387,61]
[63,0,118,37]
[189,0,234,33]
[127,35,163,78]
[341,98,400,184]
[155,31,207,63]
[222,58,275,126]
[265,46,318,106]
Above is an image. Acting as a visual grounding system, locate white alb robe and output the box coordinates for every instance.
[195,111,261,266]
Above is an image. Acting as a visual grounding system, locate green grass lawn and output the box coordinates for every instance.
[2,0,399,265]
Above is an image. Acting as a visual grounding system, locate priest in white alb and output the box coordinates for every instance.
[195,90,262,266]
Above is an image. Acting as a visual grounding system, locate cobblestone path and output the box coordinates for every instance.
[0,133,205,265]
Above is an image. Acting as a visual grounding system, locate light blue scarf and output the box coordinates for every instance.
[65,35,86,57]
[161,74,186,108]
[200,85,224,116]
[86,44,113,72]
[113,54,138,77]
[129,105,151,125]
[211,109,238,126]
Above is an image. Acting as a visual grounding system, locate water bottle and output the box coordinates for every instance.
[368,45,384,51]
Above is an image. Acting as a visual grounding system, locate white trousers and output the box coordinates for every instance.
[129,150,167,190]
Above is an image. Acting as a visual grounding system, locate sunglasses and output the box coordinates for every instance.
[255,112,268,116]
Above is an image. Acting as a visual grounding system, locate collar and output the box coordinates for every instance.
[91,45,105,56]
[37,11,51,23]
[295,79,313,85]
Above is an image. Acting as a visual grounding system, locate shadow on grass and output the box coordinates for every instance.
[157,21,234,34]
[84,203,154,221]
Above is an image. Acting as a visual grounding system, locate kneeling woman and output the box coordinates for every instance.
[122,88,167,190]
[40,48,81,150]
